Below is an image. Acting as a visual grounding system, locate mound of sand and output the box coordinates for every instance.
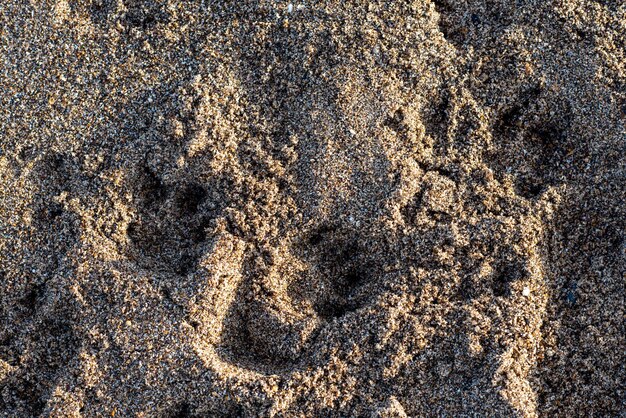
[0,1,624,416]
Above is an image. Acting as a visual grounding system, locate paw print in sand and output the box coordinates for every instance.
[219,225,380,373]
[125,163,227,276]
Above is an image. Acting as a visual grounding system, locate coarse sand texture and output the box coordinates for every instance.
[0,1,624,417]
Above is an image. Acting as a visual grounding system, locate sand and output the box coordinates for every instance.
[0,1,624,417]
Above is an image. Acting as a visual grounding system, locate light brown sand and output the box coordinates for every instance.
[0,1,624,417]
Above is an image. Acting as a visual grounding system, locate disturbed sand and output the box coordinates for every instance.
[0,1,624,417]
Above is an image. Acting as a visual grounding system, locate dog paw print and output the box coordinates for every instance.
[491,86,572,199]
[218,225,383,373]
[126,164,226,275]
[293,226,376,320]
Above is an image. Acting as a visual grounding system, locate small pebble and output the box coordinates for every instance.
[522,287,531,297]
[566,290,577,305]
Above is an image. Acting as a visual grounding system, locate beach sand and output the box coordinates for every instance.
[0,1,624,416]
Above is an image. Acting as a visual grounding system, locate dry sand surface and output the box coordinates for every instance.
[0,1,625,416]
